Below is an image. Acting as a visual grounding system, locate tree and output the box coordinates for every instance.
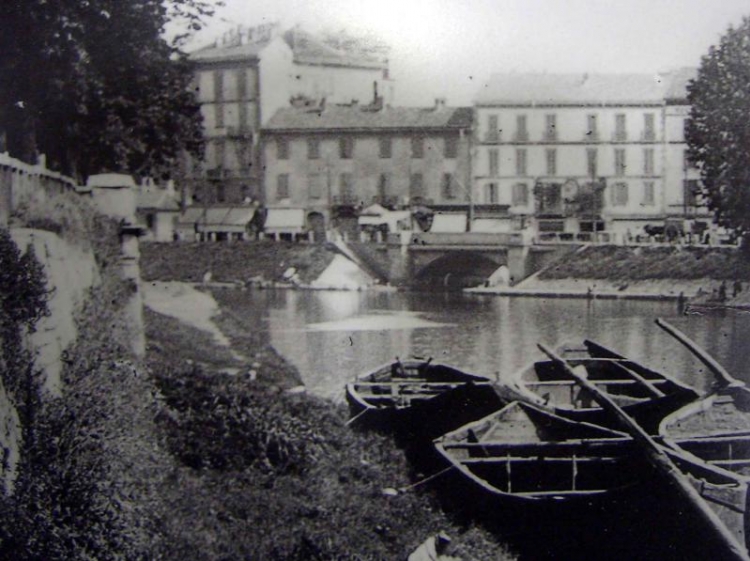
[686,16,750,247]
[0,1,220,181]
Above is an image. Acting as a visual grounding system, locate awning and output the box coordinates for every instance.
[471,218,512,233]
[264,208,307,234]
[430,213,467,233]
[197,207,257,233]
[176,206,257,233]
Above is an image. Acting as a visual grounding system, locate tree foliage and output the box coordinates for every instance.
[0,0,220,180]
[686,16,750,245]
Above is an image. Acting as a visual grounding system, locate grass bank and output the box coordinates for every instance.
[141,241,335,284]
[539,245,750,281]
[144,302,517,560]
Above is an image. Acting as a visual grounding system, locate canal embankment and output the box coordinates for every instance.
[469,244,750,306]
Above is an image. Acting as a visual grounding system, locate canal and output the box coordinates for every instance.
[215,288,750,400]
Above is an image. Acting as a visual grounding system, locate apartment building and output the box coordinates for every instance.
[261,100,473,238]
[473,71,706,238]
[184,24,393,205]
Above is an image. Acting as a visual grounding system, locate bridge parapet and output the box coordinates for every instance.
[389,231,525,247]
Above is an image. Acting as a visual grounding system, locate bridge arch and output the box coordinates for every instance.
[413,251,507,289]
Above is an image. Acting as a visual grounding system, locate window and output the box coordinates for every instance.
[683,150,695,171]
[378,173,390,201]
[214,139,225,169]
[587,114,598,139]
[516,148,527,176]
[379,137,392,159]
[614,114,627,141]
[546,148,557,176]
[411,136,424,158]
[644,113,655,141]
[586,148,598,177]
[339,137,353,159]
[444,136,458,158]
[339,173,353,200]
[307,138,320,160]
[442,173,456,199]
[277,174,289,200]
[308,174,323,199]
[643,181,655,206]
[216,184,226,203]
[487,115,499,142]
[215,103,224,128]
[486,183,498,204]
[410,173,424,198]
[643,148,654,176]
[545,114,557,141]
[277,137,289,160]
[213,70,224,102]
[488,148,499,176]
[236,68,247,99]
[614,148,626,176]
[512,183,528,206]
[611,182,628,206]
[516,115,528,141]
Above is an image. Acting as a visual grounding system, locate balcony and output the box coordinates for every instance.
[484,131,501,144]
[331,194,360,206]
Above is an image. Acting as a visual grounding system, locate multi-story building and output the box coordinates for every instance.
[473,71,706,240]
[185,24,393,205]
[261,100,473,238]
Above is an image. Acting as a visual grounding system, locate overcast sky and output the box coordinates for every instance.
[189,0,749,106]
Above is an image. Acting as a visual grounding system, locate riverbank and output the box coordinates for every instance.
[470,245,750,305]
[142,282,516,560]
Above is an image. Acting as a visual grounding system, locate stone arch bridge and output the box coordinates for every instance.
[381,231,576,289]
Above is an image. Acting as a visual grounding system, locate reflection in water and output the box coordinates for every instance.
[227,288,750,402]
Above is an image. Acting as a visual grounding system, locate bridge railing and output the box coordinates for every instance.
[405,231,525,247]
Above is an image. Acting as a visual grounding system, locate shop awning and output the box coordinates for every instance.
[264,208,307,234]
[430,213,467,233]
[357,206,411,231]
[176,207,257,233]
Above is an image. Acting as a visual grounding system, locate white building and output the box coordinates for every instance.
[472,71,706,240]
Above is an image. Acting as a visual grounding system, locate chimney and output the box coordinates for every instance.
[434,98,447,110]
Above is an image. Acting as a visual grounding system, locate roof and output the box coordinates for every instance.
[662,67,697,103]
[86,173,137,189]
[136,187,179,212]
[190,25,387,70]
[474,71,696,106]
[430,213,467,233]
[264,105,473,132]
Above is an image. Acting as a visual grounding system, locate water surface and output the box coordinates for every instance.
[218,288,750,401]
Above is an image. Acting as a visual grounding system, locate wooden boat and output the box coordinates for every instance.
[498,339,699,434]
[345,358,505,439]
[657,318,750,478]
[541,343,750,560]
[434,400,645,505]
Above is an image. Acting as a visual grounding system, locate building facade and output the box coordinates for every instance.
[473,71,707,240]
[261,101,473,238]
[185,24,393,206]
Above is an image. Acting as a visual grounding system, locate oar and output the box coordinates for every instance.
[656,318,744,389]
[538,343,750,561]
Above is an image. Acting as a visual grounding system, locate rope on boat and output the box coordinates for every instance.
[345,407,371,427]
[395,465,456,494]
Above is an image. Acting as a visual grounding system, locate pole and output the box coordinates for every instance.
[655,318,744,390]
[537,343,750,561]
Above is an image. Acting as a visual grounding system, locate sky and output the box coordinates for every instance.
[186,0,750,106]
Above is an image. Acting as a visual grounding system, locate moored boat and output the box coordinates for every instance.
[498,339,699,433]
[345,358,505,439]
[434,400,643,505]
